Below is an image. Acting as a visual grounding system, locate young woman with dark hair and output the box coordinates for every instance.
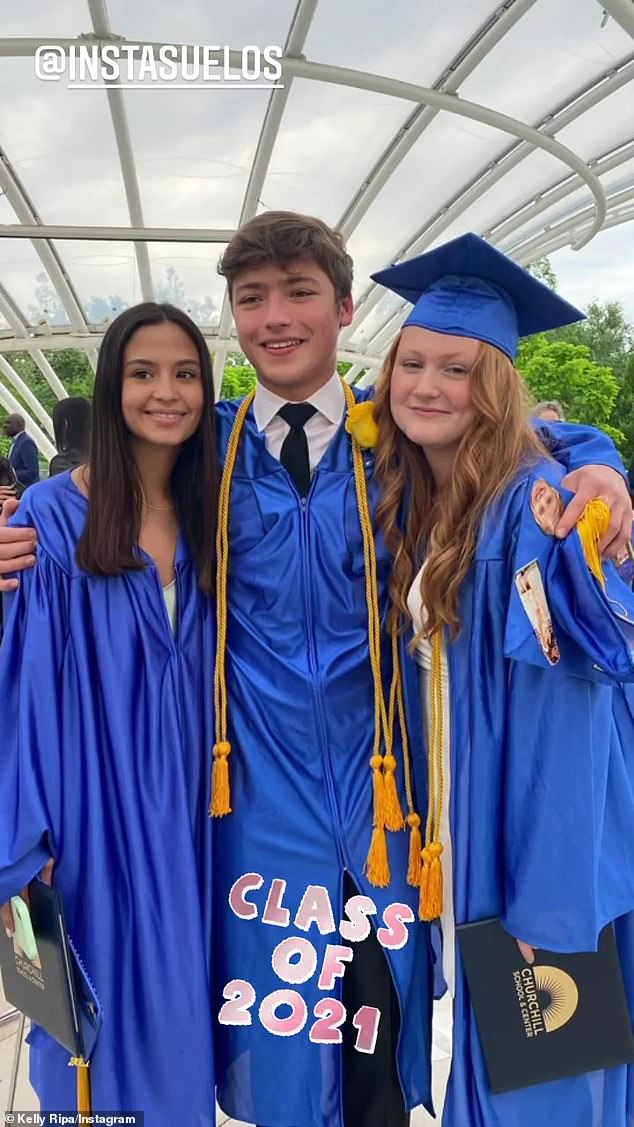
[48,397,92,477]
[0,303,217,1124]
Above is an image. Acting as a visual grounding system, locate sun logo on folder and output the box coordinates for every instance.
[533,966,580,1032]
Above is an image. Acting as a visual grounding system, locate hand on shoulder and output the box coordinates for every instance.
[559,466,632,556]
[0,496,37,591]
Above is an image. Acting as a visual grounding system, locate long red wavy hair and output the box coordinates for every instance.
[373,333,547,643]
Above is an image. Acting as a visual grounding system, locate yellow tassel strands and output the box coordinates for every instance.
[209,383,424,895]
[576,498,610,589]
[420,630,445,921]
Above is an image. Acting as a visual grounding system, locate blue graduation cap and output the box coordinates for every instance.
[370,233,585,360]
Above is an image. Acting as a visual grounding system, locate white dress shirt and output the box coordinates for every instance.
[252,372,346,473]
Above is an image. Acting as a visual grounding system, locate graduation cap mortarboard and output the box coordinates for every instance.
[370,233,585,360]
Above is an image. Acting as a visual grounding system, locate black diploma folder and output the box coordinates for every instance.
[457,917,634,1093]
[0,880,98,1057]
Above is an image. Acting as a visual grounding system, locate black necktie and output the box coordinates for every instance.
[278,402,317,496]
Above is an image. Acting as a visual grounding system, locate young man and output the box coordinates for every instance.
[0,213,632,1127]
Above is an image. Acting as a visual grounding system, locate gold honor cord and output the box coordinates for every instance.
[208,383,424,894]
[209,390,255,816]
[420,630,445,921]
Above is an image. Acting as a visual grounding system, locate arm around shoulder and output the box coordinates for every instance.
[0,496,38,589]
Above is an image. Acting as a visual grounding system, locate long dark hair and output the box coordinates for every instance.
[52,396,92,454]
[76,302,217,591]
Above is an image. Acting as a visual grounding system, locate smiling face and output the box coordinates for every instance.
[530,478,564,535]
[389,326,478,479]
[121,322,204,451]
[230,258,354,401]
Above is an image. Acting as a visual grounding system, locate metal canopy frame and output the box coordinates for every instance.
[0,0,633,453]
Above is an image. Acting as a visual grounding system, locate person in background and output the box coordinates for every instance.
[372,233,634,1126]
[3,413,40,488]
[0,303,217,1124]
[49,397,92,477]
[534,398,565,422]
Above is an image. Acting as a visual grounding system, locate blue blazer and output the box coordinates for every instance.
[9,430,40,487]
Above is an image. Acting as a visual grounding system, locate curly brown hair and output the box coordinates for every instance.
[374,334,548,643]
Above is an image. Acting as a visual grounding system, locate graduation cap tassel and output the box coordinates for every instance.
[576,499,610,588]
[69,1056,91,1116]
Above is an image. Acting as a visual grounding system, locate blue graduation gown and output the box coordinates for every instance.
[0,473,216,1126]
[213,398,434,1127]
[211,399,626,1127]
[410,459,634,1126]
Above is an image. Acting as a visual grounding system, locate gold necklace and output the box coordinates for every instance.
[80,468,175,512]
[143,500,175,512]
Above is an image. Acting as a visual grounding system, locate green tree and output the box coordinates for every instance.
[552,300,633,378]
[549,301,634,460]
[48,350,94,397]
[0,350,94,466]
[527,256,558,290]
[219,363,256,399]
[516,335,625,449]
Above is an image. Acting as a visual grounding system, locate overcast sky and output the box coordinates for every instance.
[550,223,634,326]
[0,0,632,342]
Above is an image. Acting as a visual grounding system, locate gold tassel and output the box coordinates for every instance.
[210,740,232,816]
[419,846,431,920]
[367,754,391,885]
[576,499,610,588]
[69,1056,91,1117]
[370,753,386,828]
[366,823,391,887]
[407,813,422,886]
[420,842,444,921]
[382,754,405,832]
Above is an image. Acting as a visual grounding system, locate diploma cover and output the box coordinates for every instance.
[0,880,96,1056]
[457,917,634,1093]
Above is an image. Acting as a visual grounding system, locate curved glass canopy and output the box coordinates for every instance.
[1,0,633,455]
